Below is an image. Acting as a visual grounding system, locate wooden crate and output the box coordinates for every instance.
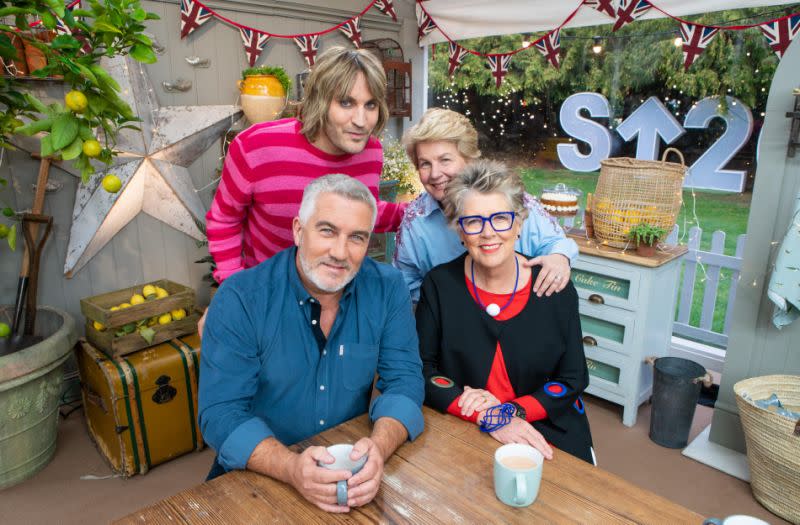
[80,280,198,358]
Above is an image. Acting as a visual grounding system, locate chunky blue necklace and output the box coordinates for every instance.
[470,256,519,317]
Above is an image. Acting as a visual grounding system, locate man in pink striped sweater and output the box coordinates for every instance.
[205,46,405,285]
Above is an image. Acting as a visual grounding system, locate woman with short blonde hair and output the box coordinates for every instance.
[393,108,577,303]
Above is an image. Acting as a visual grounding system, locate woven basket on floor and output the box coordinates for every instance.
[593,148,686,248]
[733,375,800,524]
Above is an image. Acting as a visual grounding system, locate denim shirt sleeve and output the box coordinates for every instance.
[393,220,425,303]
[369,270,425,439]
[517,196,579,265]
[198,280,274,471]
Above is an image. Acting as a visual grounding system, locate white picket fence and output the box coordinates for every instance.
[668,226,747,348]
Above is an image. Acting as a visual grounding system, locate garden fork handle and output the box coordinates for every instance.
[22,213,53,336]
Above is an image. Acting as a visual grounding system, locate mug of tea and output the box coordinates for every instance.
[703,516,770,525]
[317,444,368,507]
[493,443,543,507]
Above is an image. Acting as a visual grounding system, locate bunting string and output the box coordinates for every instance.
[416,0,800,88]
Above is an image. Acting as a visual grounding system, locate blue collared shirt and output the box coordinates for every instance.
[199,247,424,472]
[393,192,579,302]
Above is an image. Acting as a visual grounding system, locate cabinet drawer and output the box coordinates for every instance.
[584,346,629,397]
[572,258,640,311]
[578,301,635,356]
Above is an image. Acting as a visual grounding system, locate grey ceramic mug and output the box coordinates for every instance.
[318,444,368,507]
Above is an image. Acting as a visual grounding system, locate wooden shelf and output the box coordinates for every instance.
[1,75,64,82]
[568,231,687,268]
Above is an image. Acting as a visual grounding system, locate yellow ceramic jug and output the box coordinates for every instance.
[238,75,285,97]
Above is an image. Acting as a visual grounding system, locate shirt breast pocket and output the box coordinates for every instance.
[342,343,379,392]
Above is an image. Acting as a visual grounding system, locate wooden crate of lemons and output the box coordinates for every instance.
[592,199,672,248]
[80,280,199,358]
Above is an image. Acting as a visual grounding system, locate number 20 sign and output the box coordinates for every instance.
[556,93,754,193]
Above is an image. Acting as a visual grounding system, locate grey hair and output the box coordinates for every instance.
[298,174,377,229]
[442,159,529,227]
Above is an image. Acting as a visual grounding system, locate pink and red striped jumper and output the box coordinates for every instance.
[205,118,405,283]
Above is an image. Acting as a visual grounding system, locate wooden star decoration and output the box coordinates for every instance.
[13,56,242,277]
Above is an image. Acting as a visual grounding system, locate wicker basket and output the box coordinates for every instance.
[733,375,800,523]
[593,148,686,248]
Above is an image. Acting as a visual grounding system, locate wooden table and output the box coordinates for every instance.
[115,408,704,524]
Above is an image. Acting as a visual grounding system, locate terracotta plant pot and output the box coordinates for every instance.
[636,241,658,257]
[22,31,55,74]
[1,32,28,76]
[238,75,287,124]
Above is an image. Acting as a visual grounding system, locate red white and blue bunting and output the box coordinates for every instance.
[416,1,800,89]
[178,0,397,68]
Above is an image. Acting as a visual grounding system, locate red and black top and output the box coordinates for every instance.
[416,253,593,464]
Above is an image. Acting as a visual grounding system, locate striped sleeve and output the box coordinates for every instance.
[206,136,253,283]
[375,200,407,233]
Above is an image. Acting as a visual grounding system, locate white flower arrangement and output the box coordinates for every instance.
[381,138,418,196]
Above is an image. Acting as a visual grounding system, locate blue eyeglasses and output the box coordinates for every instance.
[457,211,516,235]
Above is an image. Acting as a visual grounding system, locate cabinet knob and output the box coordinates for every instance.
[582,335,598,346]
[588,294,605,305]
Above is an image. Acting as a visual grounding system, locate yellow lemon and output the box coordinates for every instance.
[147,316,158,327]
[102,174,122,193]
[82,139,102,158]
[0,322,11,338]
[130,294,145,305]
[109,305,120,311]
[158,313,172,325]
[93,320,106,332]
[155,287,169,299]
[142,284,157,299]
[120,302,132,309]
[65,90,88,113]
[171,308,186,321]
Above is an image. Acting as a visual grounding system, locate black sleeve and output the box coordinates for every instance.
[530,282,589,422]
[415,273,464,412]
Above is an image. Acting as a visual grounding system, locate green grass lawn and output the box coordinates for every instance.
[520,168,752,340]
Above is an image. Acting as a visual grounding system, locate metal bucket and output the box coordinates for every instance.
[0,305,77,489]
[649,357,707,449]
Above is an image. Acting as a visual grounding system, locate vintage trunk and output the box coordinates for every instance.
[75,334,203,477]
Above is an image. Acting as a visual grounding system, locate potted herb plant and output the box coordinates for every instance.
[627,222,667,257]
[238,66,291,124]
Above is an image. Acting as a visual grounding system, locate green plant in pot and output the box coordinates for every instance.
[627,222,667,257]
[238,66,291,124]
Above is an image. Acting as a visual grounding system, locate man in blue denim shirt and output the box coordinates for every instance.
[199,175,424,513]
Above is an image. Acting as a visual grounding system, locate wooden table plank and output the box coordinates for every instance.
[568,232,688,268]
[114,407,704,524]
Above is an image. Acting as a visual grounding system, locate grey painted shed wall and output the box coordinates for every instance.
[0,0,423,328]
[708,38,800,452]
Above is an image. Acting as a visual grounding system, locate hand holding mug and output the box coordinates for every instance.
[288,445,352,513]
[316,444,370,509]
[342,438,384,507]
[484,417,553,460]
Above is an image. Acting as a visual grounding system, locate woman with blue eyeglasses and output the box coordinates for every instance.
[416,160,594,464]
[394,107,577,303]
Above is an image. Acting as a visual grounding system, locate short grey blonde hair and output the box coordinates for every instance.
[442,160,529,227]
[298,47,389,142]
[298,174,377,229]
[402,108,481,168]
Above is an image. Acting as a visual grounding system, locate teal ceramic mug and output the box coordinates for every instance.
[318,444,367,507]
[703,516,770,525]
[493,443,544,507]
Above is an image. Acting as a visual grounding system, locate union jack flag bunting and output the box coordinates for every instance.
[584,0,616,18]
[486,54,511,89]
[679,22,718,71]
[240,28,271,67]
[55,2,92,54]
[339,17,363,48]
[759,14,800,59]
[418,12,437,43]
[448,42,469,76]
[374,0,398,22]
[534,29,561,69]
[613,0,651,32]
[180,0,214,39]
[294,34,320,68]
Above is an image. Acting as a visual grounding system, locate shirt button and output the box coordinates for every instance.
[299,300,303,305]
[312,319,317,325]
[320,385,325,391]
[322,350,327,356]
[319,419,325,425]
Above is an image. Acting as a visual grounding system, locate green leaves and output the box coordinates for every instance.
[7,224,16,251]
[130,44,157,64]
[61,137,84,160]
[138,326,155,344]
[51,113,79,150]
